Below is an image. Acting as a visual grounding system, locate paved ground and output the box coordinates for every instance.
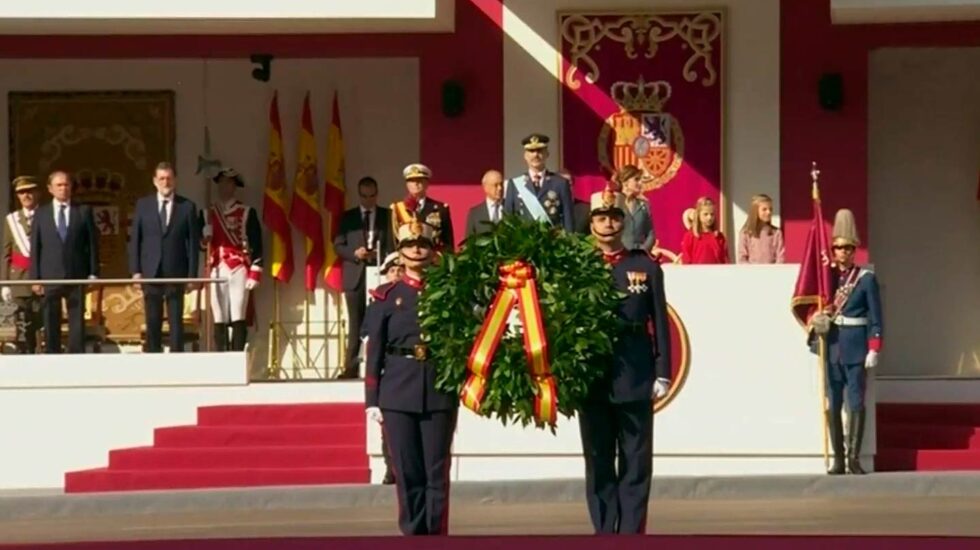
[2,496,980,543]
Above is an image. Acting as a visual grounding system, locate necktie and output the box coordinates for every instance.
[532,174,542,190]
[363,210,372,243]
[159,199,169,229]
[57,204,68,241]
[491,203,500,223]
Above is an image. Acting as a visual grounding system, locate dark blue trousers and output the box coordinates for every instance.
[826,361,866,412]
[382,409,456,535]
[578,399,652,534]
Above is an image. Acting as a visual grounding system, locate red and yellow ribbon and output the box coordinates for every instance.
[461,260,558,426]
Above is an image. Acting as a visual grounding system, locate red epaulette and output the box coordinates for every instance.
[369,282,396,301]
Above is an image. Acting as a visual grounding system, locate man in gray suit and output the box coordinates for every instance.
[464,170,504,240]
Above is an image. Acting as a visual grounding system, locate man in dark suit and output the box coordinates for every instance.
[334,176,392,379]
[389,164,454,252]
[504,134,574,232]
[464,170,504,240]
[128,162,200,353]
[29,171,100,353]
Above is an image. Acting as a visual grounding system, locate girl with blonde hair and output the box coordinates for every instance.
[680,196,728,264]
[738,194,785,264]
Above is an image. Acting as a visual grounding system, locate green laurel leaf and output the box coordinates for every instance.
[418,216,621,430]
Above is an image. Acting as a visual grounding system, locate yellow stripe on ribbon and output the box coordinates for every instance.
[461,261,558,427]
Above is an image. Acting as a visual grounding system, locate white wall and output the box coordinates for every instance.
[1,266,874,489]
[501,0,782,249]
[0,58,420,377]
[832,0,980,24]
[868,48,980,377]
[367,266,874,480]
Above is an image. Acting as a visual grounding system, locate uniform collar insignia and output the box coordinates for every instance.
[402,274,424,290]
[602,249,626,265]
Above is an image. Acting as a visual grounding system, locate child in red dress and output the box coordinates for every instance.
[681,197,729,264]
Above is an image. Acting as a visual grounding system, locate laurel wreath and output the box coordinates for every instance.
[418,217,623,429]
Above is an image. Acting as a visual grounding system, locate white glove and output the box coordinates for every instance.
[245,278,258,291]
[653,378,670,400]
[1,287,11,303]
[201,224,213,239]
[864,350,879,370]
[366,407,384,425]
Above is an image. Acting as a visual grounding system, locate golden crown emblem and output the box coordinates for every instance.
[75,168,125,203]
[610,76,672,112]
[409,220,424,238]
[602,188,616,207]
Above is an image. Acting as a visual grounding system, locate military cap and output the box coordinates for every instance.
[12,176,39,192]
[589,187,626,217]
[396,219,435,249]
[213,167,245,187]
[522,133,550,151]
[379,252,403,275]
[403,163,432,180]
[832,208,860,247]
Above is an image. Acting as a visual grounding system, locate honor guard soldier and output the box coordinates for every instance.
[579,187,671,535]
[811,209,882,475]
[363,219,458,535]
[503,134,574,232]
[202,168,263,351]
[390,164,454,252]
[1,176,43,353]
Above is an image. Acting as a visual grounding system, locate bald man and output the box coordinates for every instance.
[464,170,505,240]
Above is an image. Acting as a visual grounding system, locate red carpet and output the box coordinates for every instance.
[65,403,370,493]
[2,536,977,550]
[876,403,980,471]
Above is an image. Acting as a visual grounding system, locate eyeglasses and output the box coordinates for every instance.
[832,245,855,252]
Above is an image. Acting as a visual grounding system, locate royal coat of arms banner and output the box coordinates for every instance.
[559,11,724,257]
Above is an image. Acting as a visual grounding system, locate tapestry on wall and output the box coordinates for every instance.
[8,91,176,342]
[559,11,724,259]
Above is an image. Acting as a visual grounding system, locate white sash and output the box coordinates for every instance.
[5,211,30,257]
[511,175,551,224]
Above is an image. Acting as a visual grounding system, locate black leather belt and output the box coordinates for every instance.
[621,322,648,334]
[386,344,428,361]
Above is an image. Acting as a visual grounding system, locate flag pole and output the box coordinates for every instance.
[811,162,830,471]
[267,280,281,379]
[303,290,311,378]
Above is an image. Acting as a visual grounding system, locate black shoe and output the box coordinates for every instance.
[382,471,395,485]
[230,321,248,351]
[827,408,846,475]
[213,323,229,352]
[335,369,359,380]
[847,408,867,475]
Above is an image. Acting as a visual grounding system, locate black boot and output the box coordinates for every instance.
[213,323,229,352]
[231,321,248,351]
[847,408,867,475]
[827,409,845,475]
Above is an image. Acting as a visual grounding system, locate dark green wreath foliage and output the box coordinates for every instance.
[418,216,622,429]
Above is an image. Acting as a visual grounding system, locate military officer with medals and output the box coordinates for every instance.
[578,187,671,535]
[1,176,43,353]
[503,134,574,232]
[201,168,263,351]
[810,209,882,475]
[390,164,454,252]
[363,219,458,535]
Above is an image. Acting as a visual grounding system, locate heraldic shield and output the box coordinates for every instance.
[598,76,685,191]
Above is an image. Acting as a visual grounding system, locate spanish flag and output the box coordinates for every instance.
[323,92,346,292]
[261,92,294,283]
[289,92,325,291]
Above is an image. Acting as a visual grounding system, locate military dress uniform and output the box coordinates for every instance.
[364,221,458,535]
[1,177,42,353]
[503,134,574,232]
[819,209,882,475]
[205,169,263,351]
[390,164,454,252]
[579,189,671,535]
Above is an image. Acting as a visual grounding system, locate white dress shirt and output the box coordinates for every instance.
[158,193,174,226]
[486,199,502,223]
[52,199,71,229]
